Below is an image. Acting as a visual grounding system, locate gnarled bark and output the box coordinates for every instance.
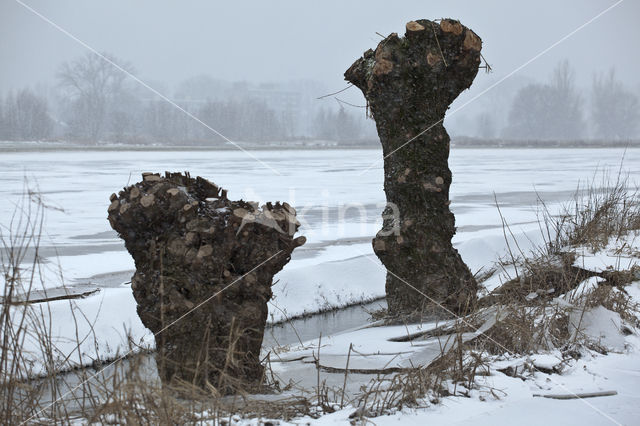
[345,19,482,315]
[108,172,304,393]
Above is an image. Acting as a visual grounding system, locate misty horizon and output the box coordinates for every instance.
[1,0,639,144]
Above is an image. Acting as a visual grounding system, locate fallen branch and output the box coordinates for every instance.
[533,390,617,400]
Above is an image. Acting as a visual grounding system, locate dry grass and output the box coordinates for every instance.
[0,187,126,424]
[584,285,640,329]
[543,169,640,253]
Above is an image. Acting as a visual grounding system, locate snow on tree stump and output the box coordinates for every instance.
[345,19,482,316]
[107,172,305,393]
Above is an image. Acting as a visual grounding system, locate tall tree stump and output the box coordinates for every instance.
[345,19,482,315]
[107,172,304,393]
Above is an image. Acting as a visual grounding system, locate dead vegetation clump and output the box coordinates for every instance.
[549,170,640,252]
[85,352,312,425]
[583,285,640,329]
[478,170,640,348]
[472,305,569,355]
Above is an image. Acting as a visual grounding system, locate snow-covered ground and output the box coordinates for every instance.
[270,233,640,426]
[300,338,640,425]
[2,148,640,413]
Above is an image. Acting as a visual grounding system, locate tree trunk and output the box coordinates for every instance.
[108,172,304,393]
[345,19,482,315]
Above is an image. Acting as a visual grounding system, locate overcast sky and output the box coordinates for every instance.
[1,0,638,101]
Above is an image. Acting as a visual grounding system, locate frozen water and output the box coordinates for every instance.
[1,147,637,272]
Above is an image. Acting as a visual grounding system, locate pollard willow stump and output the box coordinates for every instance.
[345,19,482,315]
[108,172,304,393]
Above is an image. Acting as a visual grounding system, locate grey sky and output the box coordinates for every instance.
[1,0,638,102]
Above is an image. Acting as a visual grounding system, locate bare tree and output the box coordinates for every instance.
[549,60,585,139]
[0,89,52,141]
[591,68,639,140]
[313,108,333,140]
[0,93,5,140]
[15,89,53,140]
[57,52,132,142]
[503,60,584,140]
[334,106,360,142]
[2,92,17,140]
[476,112,496,139]
[345,19,482,314]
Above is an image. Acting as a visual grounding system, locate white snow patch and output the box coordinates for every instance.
[572,231,640,274]
[570,305,627,352]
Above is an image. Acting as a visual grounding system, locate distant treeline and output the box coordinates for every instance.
[472,60,639,142]
[452,137,640,148]
[0,53,376,145]
[0,54,638,145]
[500,61,639,141]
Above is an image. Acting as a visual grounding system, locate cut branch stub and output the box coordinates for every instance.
[108,172,304,393]
[345,19,482,315]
